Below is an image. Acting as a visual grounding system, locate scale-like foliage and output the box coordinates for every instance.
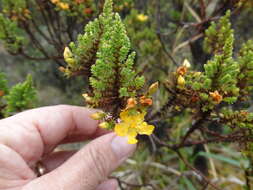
[4,75,37,115]
[204,11,234,56]
[163,11,253,114]
[63,0,145,112]
[0,14,26,53]
[237,40,253,99]
[165,11,240,113]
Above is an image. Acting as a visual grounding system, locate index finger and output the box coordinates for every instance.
[0,105,104,163]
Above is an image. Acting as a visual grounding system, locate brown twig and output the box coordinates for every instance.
[175,150,222,190]
[113,176,156,190]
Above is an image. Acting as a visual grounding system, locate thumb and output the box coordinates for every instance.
[23,133,136,190]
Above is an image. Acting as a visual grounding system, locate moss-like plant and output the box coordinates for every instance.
[62,0,155,144]
[154,10,253,154]
[62,0,146,111]
[0,74,37,117]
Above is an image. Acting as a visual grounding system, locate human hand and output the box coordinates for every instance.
[0,105,136,190]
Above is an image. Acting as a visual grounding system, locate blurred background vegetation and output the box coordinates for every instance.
[1,0,253,189]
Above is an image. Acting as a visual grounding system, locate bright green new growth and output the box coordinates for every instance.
[0,14,26,53]
[4,75,37,115]
[0,0,28,52]
[0,73,9,109]
[203,11,239,101]
[169,11,253,112]
[2,0,27,14]
[218,108,253,129]
[204,11,234,56]
[0,73,9,95]
[185,11,238,110]
[64,0,144,109]
[237,40,253,99]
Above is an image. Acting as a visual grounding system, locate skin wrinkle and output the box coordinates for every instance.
[36,109,65,149]
[86,147,107,185]
[0,144,35,181]
[59,109,102,144]
[31,120,47,158]
[60,125,106,144]
[15,121,44,164]
[44,134,117,190]
[69,106,98,137]
[0,115,45,164]
[0,121,43,165]
[69,106,76,133]
[41,151,76,172]
[22,106,74,156]
[57,106,83,145]
[35,106,88,149]
[0,179,29,189]
[81,134,117,188]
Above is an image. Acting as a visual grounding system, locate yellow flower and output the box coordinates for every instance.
[136,14,148,22]
[99,122,110,129]
[177,75,185,86]
[51,0,59,4]
[148,82,159,95]
[91,111,106,120]
[114,110,155,144]
[58,2,69,10]
[82,93,93,104]
[63,47,73,59]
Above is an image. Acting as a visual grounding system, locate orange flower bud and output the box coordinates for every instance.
[75,0,84,4]
[23,9,31,17]
[84,8,93,15]
[241,111,248,116]
[209,90,223,104]
[177,66,187,76]
[191,94,199,103]
[0,90,4,97]
[126,98,137,109]
[140,96,153,106]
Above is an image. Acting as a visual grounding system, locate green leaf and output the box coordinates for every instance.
[199,152,240,167]
[183,177,197,190]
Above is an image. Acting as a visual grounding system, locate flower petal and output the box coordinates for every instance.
[114,123,128,136]
[128,137,138,144]
[127,128,138,137]
[137,122,155,135]
[120,110,132,122]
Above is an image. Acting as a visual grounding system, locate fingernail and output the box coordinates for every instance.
[111,135,136,159]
